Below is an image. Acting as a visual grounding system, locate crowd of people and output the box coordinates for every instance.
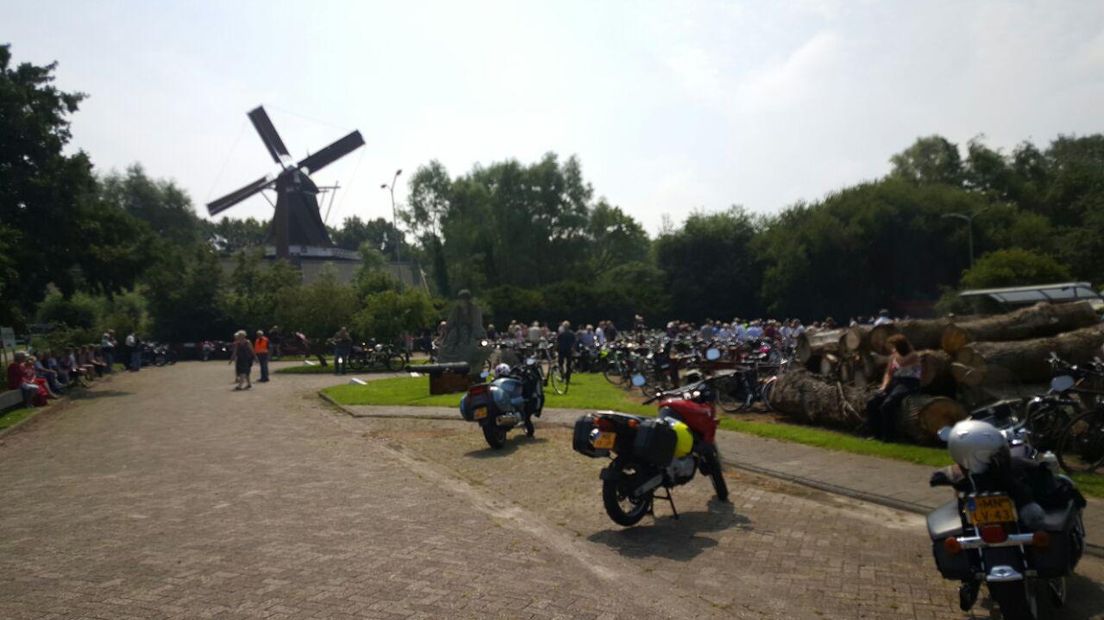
[5,346,111,407]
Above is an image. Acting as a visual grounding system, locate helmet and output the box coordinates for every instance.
[494,363,511,377]
[947,420,1007,473]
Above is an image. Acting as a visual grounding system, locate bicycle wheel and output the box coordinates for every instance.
[1057,409,1104,474]
[549,364,568,395]
[604,360,624,385]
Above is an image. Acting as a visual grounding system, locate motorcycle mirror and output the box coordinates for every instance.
[705,348,721,361]
[937,426,953,443]
[631,374,646,387]
[1050,375,1075,393]
[525,357,536,366]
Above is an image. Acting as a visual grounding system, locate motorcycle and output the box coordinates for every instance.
[458,358,545,449]
[572,372,730,526]
[927,409,1087,619]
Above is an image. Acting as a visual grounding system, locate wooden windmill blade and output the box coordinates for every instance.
[207,174,274,216]
[247,106,293,166]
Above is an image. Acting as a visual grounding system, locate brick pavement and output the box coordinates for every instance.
[1,364,1101,619]
[339,403,1104,554]
[0,363,705,619]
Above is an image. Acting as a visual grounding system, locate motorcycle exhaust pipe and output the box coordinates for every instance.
[496,414,519,427]
[632,474,663,498]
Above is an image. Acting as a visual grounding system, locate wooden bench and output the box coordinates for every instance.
[0,389,25,412]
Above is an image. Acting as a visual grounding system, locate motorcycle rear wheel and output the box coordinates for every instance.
[704,448,729,502]
[989,581,1039,620]
[482,423,508,450]
[602,461,652,526]
[385,353,405,372]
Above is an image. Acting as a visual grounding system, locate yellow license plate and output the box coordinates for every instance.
[593,432,616,450]
[473,407,487,420]
[968,495,1017,525]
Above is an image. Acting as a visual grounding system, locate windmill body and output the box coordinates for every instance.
[208,106,365,260]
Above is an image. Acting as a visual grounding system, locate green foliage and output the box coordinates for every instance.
[655,207,763,321]
[890,135,964,186]
[351,290,437,343]
[960,248,1072,289]
[36,288,98,329]
[275,265,357,342]
[331,215,405,256]
[143,244,227,341]
[201,216,268,254]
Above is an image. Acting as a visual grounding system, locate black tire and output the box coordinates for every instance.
[760,380,774,411]
[385,353,405,372]
[549,365,568,395]
[601,460,652,526]
[989,581,1038,620]
[482,422,507,449]
[603,362,624,385]
[1057,410,1104,474]
[704,448,729,502]
[347,355,366,372]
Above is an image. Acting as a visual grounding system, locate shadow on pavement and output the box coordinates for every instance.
[587,499,752,562]
[70,390,132,400]
[464,435,549,458]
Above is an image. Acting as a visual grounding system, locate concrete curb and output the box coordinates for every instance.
[319,395,1104,558]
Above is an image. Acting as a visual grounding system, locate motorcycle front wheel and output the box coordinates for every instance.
[703,447,729,502]
[482,422,508,450]
[989,581,1039,620]
[601,460,652,526]
[385,353,405,372]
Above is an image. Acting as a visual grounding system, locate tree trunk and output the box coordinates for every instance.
[941,301,1099,355]
[953,324,1104,385]
[898,394,967,445]
[767,368,965,443]
[842,326,870,354]
[768,368,870,429]
[796,329,845,364]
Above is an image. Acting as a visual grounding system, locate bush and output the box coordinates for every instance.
[960,248,1072,289]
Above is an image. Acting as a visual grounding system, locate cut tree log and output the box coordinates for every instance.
[953,324,1104,385]
[767,368,966,443]
[941,301,1099,355]
[898,394,968,445]
[796,328,845,364]
[870,318,957,353]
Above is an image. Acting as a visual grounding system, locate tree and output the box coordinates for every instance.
[586,200,650,271]
[100,165,201,246]
[143,245,227,341]
[275,265,357,341]
[202,216,268,254]
[889,135,964,186]
[352,290,437,343]
[655,207,763,322]
[331,215,406,257]
[959,248,1072,289]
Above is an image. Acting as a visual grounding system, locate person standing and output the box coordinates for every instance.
[230,330,254,390]
[254,330,270,383]
[100,330,116,373]
[332,327,352,375]
[126,331,141,372]
[269,325,282,360]
[556,321,576,376]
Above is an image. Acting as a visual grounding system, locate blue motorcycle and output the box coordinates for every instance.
[459,358,545,449]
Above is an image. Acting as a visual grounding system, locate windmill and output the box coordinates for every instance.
[207,106,365,259]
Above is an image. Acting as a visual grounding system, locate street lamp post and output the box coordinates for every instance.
[380,168,403,288]
[942,212,975,268]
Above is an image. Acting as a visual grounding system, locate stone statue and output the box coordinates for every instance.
[438,290,489,374]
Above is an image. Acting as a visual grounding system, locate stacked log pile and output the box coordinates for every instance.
[773,301,1103,443]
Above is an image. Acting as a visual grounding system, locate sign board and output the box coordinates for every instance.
[0,327,15,348]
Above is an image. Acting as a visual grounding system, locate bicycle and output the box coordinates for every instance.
[1057,404,1104,474]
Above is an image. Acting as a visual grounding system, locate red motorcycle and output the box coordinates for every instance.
[572,374,730,526]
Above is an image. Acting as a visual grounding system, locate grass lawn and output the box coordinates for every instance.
[321,372,1104,498]
[322,372,655,415]
[0,406,38,432]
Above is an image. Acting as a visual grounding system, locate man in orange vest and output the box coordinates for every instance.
[254,330,270,382]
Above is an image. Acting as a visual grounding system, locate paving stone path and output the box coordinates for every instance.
[0,363,1100,619]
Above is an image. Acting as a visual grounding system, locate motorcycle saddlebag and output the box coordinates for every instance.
[633,418,677,467]
[927,501,972,580]
[572,415,608,458]
[1025,502,1082,578]
[459,383,494,422]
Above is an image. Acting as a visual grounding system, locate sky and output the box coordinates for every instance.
[7,0,1104,235]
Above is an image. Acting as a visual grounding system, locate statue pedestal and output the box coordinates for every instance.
[430,372,473,395]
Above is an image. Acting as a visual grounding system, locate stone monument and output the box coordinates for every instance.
[438,290,490,379]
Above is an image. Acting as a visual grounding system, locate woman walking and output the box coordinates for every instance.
[229,330,255,390]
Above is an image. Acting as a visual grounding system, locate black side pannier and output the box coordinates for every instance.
[573,414,608,458]
[633,418,677,466]
[1026,502,1084,578]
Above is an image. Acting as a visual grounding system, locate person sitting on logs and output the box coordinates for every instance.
[866,334,922,442]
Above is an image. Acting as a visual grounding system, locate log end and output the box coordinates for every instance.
[940,325,969,355]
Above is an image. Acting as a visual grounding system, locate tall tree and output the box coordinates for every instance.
[889,135,964,186]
